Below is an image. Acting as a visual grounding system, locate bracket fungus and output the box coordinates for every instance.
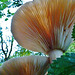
[0,0,75,75]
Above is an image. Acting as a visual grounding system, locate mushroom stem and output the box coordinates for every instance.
[49,50,63,63]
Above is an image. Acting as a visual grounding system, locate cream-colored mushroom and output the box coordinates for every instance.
[11,0,75,60]
[0,56,50,75]
[0,0,75,75]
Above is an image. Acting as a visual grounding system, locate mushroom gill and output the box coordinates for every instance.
[11,0,75,60]
[0,56,50,75]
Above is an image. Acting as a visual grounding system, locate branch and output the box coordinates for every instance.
[8,36,14,58]
[1,34,6,55]
[4,41,8,53]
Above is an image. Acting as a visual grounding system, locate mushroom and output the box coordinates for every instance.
[0,0,75,75]
[0,56,50,75]
[11,0,75,60]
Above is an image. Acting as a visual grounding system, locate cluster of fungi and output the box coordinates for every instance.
[0,0,75,75]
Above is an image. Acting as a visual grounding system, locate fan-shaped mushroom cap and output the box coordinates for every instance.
[11,0,75,55]
[0,56,50,75]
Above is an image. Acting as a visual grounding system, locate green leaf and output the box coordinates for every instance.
[7,9,11,14]
[11,13,14,15]
[67,42,75,53]
[0,1,11,10]
[47,53,75,75]
[72,24,75,41]
[0,3,7,10]
[7,14,11,17]
[0,11,5,18]
[5,18,8,21]
[0,0,8,2]
[0,13,3,18]
[7,9,14,17]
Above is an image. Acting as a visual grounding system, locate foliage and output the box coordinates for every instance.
[0,0,23,61]
[12,44,44,58]
[47,53,75,75]
[0,0,23,10]
[72,24,75,41]
[13,47,33,57]
[0,0,10,10]
[0,0,11,18]
[0,0,22,19]
[12,0,23,7]
[66,42,75,53]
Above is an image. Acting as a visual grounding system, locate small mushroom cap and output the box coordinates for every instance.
[0,56,50,75]
[11,0,75,55]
